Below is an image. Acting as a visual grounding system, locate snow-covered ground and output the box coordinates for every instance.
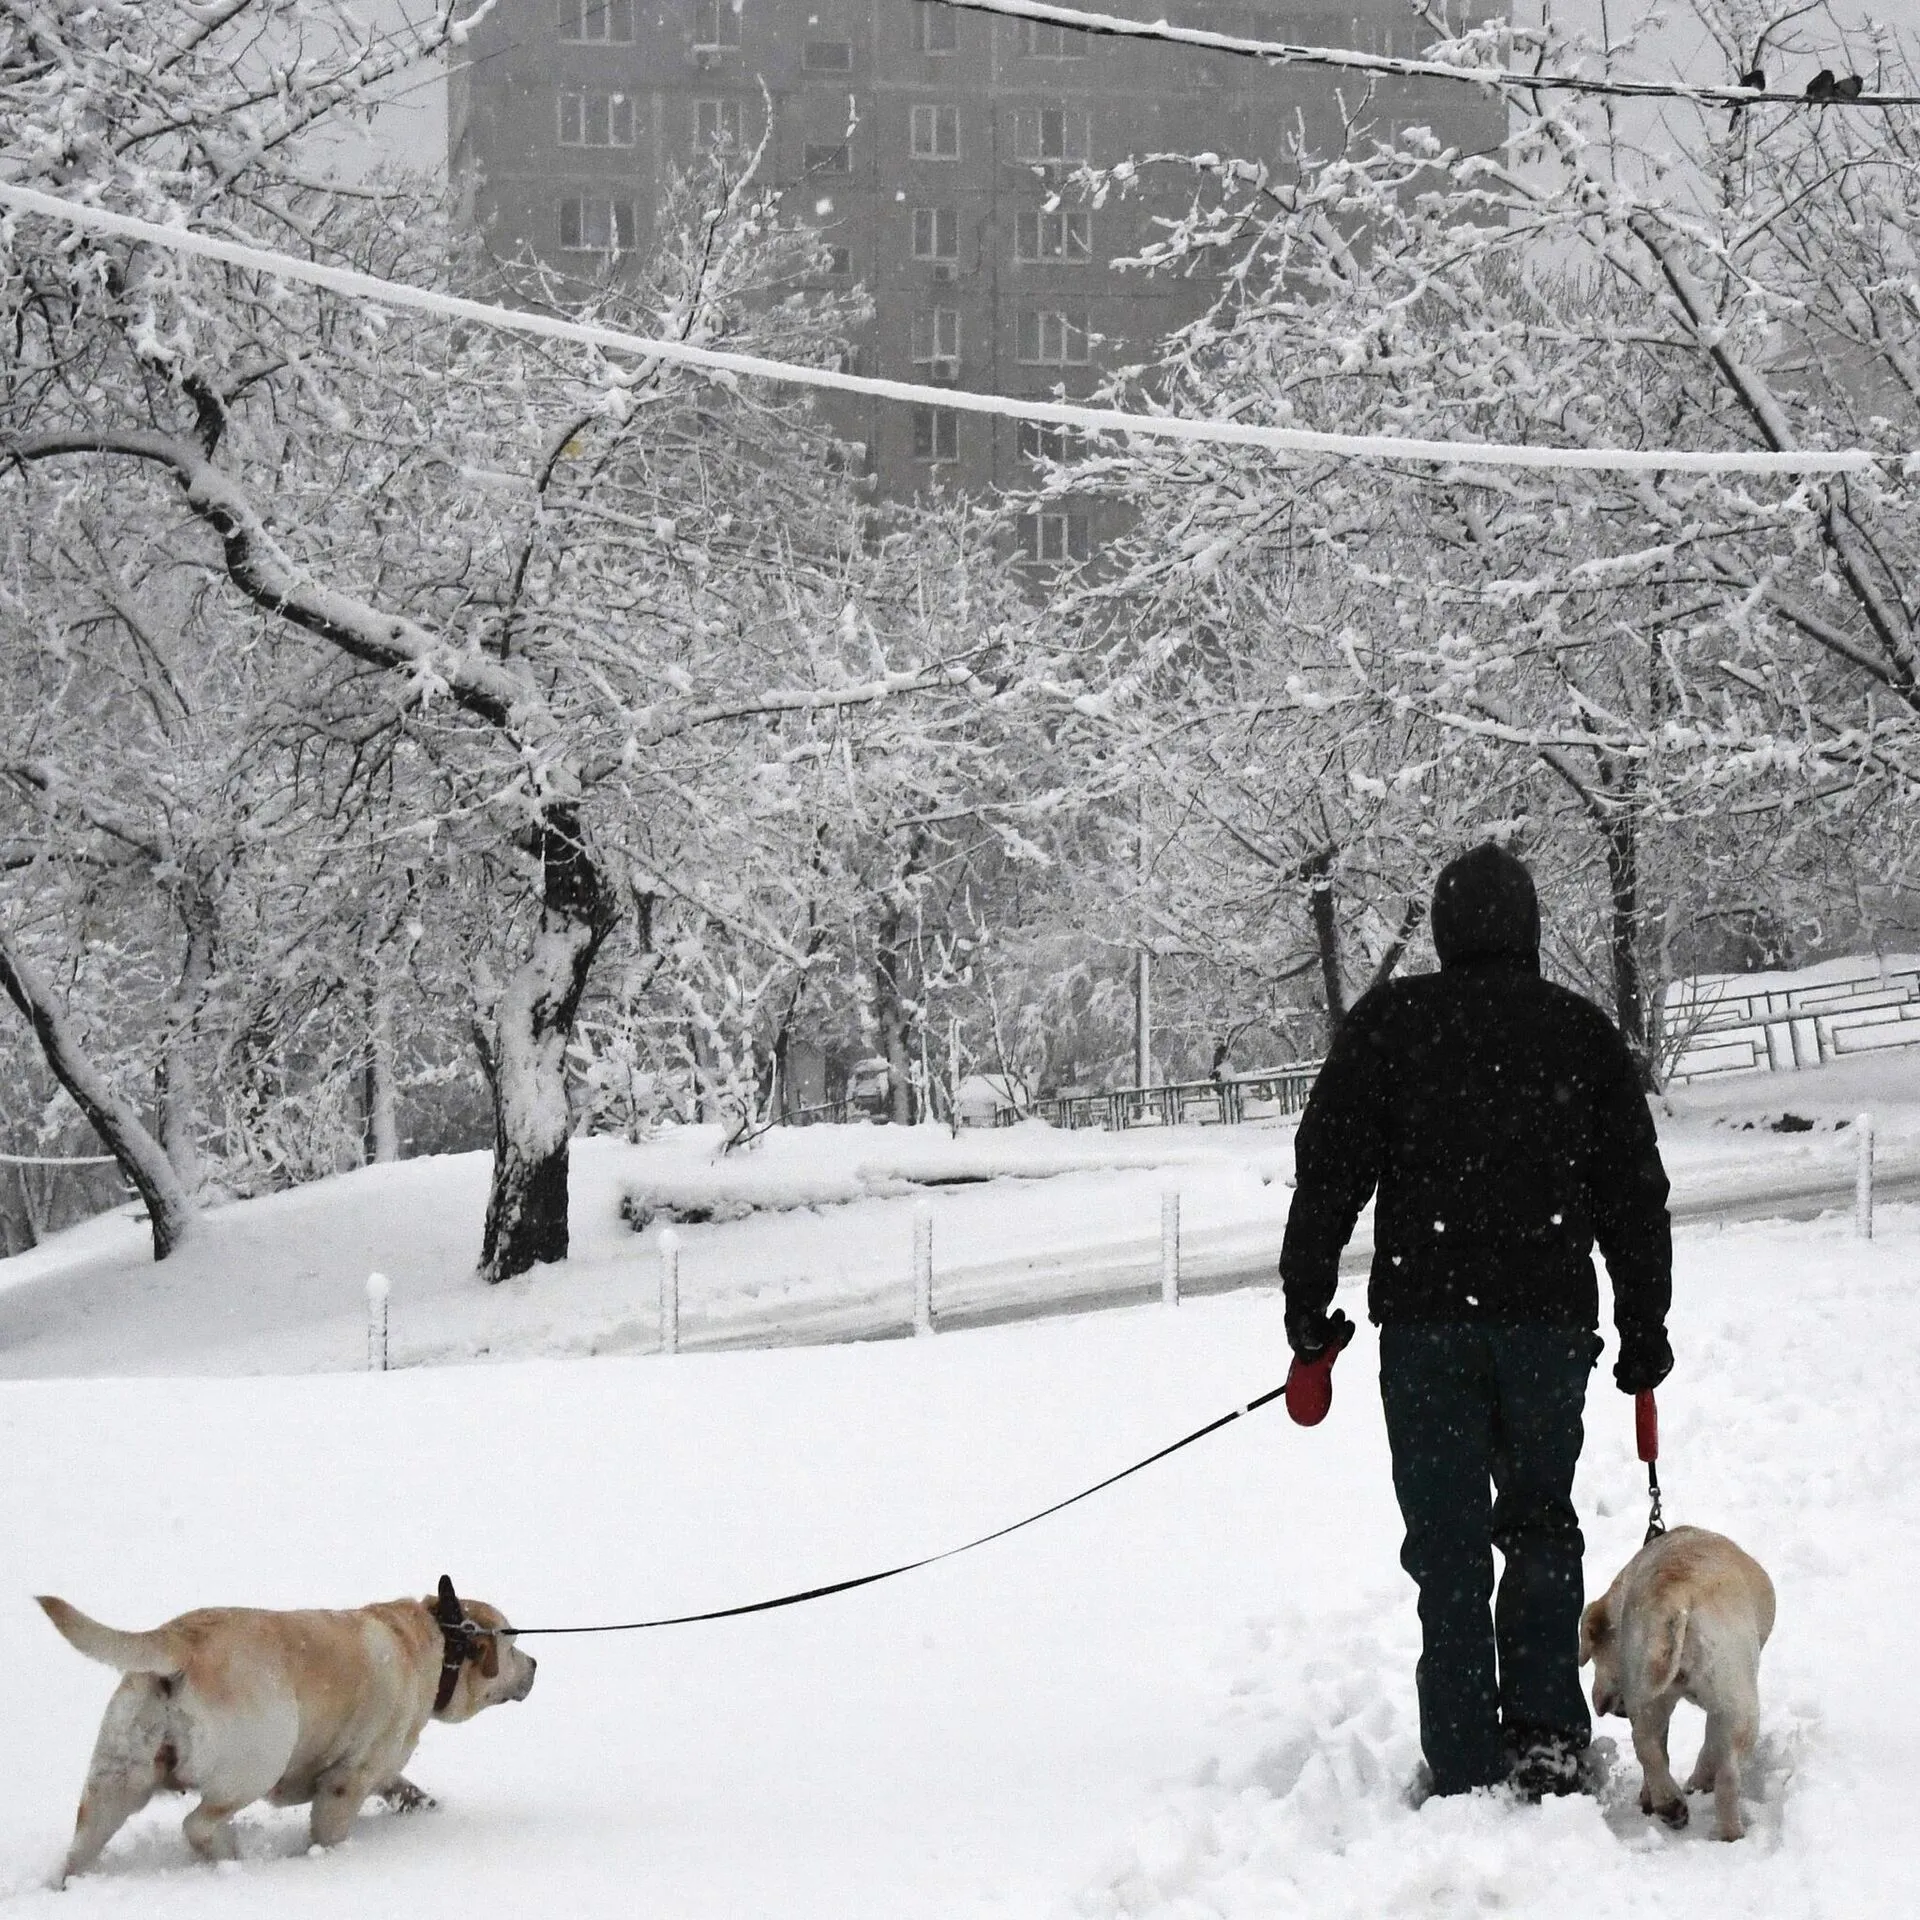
[3,1051,1917,1377]
[5,1053,1919,1914]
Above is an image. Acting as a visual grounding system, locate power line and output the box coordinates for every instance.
[0,182,1897,476]
[930,0,1912,112]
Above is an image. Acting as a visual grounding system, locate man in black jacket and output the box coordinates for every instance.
[1279,843,1673,1801]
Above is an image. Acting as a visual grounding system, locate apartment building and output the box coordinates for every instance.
[448,2,1505,549]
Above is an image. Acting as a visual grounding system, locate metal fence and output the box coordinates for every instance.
[783,1063,1323,1132]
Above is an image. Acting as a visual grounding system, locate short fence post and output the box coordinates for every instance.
[1855,1113,1875,1240]
[1161,1190,1181,1306]
[658,1228,681,1353]
[366,1271,389,1373]
[913,1201,935,1335]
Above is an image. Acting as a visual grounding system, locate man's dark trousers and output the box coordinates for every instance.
[1378,1322,1600,1794]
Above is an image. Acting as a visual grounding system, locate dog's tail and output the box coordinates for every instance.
[36,1596,183,1675]
[1644,1605,1691,1697]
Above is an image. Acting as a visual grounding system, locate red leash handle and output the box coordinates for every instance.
[1635,1390,1659,1464]
[1286,1320,1356,1427]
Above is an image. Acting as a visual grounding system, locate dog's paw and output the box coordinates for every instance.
[1639,1783,1689,1827]
[376,1778,437,1815]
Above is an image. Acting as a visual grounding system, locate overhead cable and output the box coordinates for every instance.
[0,182,1898,477]
[928,0,1911,111]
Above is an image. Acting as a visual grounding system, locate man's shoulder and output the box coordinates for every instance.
[1350,969,1625,1045]
[1532,976,1627,1040]
[1342,972,1437,1036]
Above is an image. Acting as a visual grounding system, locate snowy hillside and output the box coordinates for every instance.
[4,1050,1919,1378]
[5,1053,1920,1914]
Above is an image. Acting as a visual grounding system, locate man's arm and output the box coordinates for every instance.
[1589,1025,1674,1391]
[1279,998,1387,1351]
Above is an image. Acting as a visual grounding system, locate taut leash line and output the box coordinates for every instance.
[503,1382,1289,1637]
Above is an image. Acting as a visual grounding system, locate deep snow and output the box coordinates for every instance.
[4,1052,1919,1915]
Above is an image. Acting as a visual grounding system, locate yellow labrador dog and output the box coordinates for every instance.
[1580,1526,1775,1840]
[38,1576,533,1882]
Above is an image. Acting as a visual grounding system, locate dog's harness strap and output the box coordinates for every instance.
[503,1382,1290,1637]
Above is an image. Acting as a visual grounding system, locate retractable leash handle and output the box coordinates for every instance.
[1635,1390,1667,1542]
[1285,1318,1356,1427]
[1635,1389,1659,1465]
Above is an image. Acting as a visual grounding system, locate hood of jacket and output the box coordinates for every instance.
[1430,843,1540,970]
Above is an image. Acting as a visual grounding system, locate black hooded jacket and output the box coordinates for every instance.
[1278,847,1672,1343]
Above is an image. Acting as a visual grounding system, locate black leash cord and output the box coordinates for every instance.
[504,1382,1288,1637]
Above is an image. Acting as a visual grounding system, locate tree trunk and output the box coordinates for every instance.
[1602,809,1654,1090]
[158,891,216,1193]
[0,935,196,1260]
[363,982,400,1164]
[873,902,916,1124]
[1361,896,1427,1001]
[873,837,926,1126]
[475,804,616,1283]
[1305,847,1346,1041]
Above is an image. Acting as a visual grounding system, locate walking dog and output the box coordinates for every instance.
[1579,1526,1775,1840]
[38,1578,532,1881]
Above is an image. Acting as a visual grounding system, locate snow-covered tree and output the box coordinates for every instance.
[1027,0,1920,1075]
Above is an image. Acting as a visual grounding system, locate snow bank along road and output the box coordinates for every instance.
[5,1201,1917,1918]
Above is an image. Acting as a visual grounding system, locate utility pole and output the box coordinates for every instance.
[1135,949,1152,1088]
[1134,788,1152,1087]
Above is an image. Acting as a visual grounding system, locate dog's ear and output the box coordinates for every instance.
[477,1634,501,1679]
[1578,1595,1611,1665]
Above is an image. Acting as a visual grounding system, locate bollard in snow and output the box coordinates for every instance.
[658,1228,681,1354]
[1161,1190,1181,1306]
[365,1272,390,1373]
[1855,1112,1875,1241]
[913,1201,935,1336]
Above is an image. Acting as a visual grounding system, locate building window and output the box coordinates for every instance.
[559,196,637,252]
[910,103,960,159]
[1012,106,1089,164]
[912,206,958,260]
[1019,19,1085,57]
[1016,309,1089,364]
[913,406,959,461]
[558,91,636,148]
[803,38,853,70]
[825,244,852,276]
[911,308,962,372]
[561,0,635,43]
[1020,511,1091,563]
[692,0,741,49]
[1019,420,1077,463]
[804,142,851,173]
[918,3,957,53]
[695,98,743,149]
[1015,208,1091,263]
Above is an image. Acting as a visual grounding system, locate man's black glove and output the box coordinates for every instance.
[1287,1305,1355,1364]
[1613,1324,1673,1394]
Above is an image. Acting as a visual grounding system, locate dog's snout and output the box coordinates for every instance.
[511,1655,536,1701]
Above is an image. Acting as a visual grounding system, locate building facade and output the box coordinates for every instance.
[448,1,1505,545]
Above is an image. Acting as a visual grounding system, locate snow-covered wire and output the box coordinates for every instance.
[0,1152,119,1166]
[0,182,1901,477]
[930,0,1919,110]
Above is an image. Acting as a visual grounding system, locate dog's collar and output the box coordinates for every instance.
[432,1575,478,1714]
